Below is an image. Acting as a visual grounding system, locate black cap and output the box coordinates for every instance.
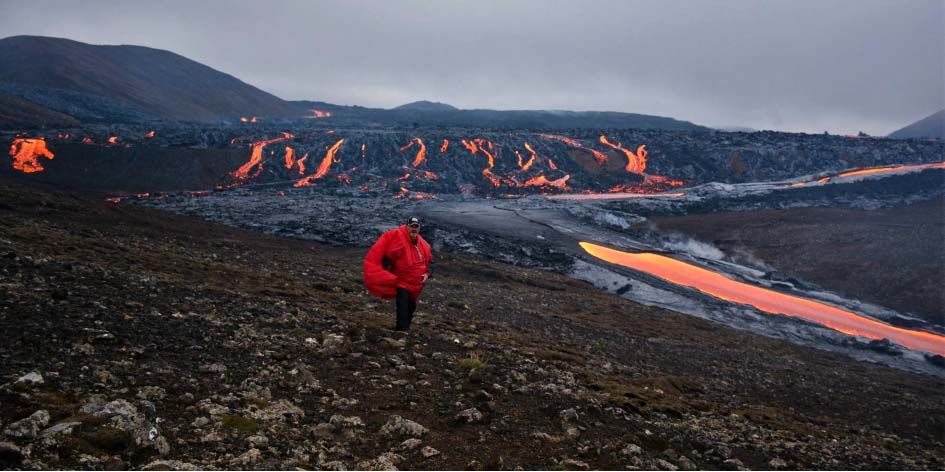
[407,216,420,226]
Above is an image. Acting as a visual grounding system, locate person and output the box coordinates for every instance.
[363,216,432,331]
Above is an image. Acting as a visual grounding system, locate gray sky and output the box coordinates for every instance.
[1,0,942,134]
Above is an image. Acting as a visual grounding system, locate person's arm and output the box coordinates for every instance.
[364,232,399,286]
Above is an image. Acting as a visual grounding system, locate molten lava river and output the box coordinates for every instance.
[579,242,945,356]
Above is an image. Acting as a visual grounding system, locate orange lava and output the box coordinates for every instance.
[308,109,332,118]
[548,158,558,171]
[599,135,646,173]
[520,143,537,171]
[230,132,294,182]
[541,133,607,164]
[297,153,309,175]
[9,138,55,173]
[283,146,296,169]
[461,140,478,154]
[145,130,156,138]
[524,174,570,189]
[411,138,427,167]
[440,139,449,153]
[579,242,945,356]
[107,136,119,144]
[294,139,344,187]
[361,143,366,159]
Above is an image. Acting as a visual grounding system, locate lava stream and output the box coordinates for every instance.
[541,133,607,164]
[579,242,945,356]
[524,174,570,189]
[520,143,537,171]
[294,139,344,187]
[283,146,296,169]
[9,138,55,173]
[411,138,427,167]
[440,139,449,153]
[599,135,646,173]
[230,132,294,182]
[786,161,945,187]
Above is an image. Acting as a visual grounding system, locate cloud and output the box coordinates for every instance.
[1,0,941,134]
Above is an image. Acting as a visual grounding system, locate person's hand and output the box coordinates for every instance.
[421,273,429,283]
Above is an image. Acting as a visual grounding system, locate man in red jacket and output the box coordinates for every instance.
[363,216,432,331]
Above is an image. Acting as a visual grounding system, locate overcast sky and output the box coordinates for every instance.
[1,0,942,134]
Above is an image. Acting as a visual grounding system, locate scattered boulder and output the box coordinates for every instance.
[421,446,440,458]
[380,415,428,438]
[455,408,483,424]
[137,386,167,401]
[15,372,44,386]
[3,410,50,439]
[141,459,201,471]
[80,400,169,455]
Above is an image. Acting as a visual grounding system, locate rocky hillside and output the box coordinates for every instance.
[0,36,297,124]
[1,177,943,470]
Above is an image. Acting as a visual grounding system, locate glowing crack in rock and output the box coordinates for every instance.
[9,138,55,173]
[440,139,449,153]
[579,242,945,356]
[283,146,296,169]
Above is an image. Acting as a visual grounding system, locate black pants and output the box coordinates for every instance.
[395,287,417,331]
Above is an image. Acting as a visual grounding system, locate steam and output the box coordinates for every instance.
[660,233,725,260]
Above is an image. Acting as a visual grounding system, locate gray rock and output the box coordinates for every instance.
[621,443,643,456]
[768,457,788,469]
[15,372,44,386]
[455,408,483,424]
[380,415,428,438]
[3,410,49,439]
[141,459,201,470]
[559,408,579,422]
[232,448,262,466]
[80,400,169,455]
[137,386,167,401]
[399,438,423,450]
[40,421,82,438]
[357,452,403,471]
[421,446,440,458]
[654,458,679,470]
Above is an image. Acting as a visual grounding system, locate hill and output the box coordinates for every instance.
[888,109,945,139]
[394,100,459,112]
[0,177,943,469]
[0,35,297,124]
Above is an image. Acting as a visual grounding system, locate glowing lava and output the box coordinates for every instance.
[230,132,294,183]
[785,161,945,187]
[145,130,156,138]
[518,143,537,171]
[524,174,570,189]
[599,135,646,173]
[9,138,55,173]
[579,242,945,356]
[541,133,607,164]
[440,139,449,153]
[294,139,345,187]
[307,109,332,118]
[283,146,296,169]
[400,137,427,167]
[107,136,119,144]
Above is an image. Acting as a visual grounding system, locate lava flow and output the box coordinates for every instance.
[518,143,537,171]
[294,139,345,187]
[400,137,427,167]
[579,242,945,356]
[230,132,294,183]
[440,139,449,153]
[786,161,945,187]
[524,174,570,189]
[283,146,296,169]
[541,133,607,164]
[307,109,332,119]
[9,138,55,173]
[599,135,646,173]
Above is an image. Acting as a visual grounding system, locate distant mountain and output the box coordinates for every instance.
[394,100,459,112]
[0,35,297,124]
[0,35,707,131]
[888,109,945,139]
[290,100,708,131]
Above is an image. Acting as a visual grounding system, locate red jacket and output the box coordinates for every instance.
[363,225,432,301]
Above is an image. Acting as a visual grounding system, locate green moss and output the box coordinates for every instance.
[458,353,487,370]
[220,415,261,433]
